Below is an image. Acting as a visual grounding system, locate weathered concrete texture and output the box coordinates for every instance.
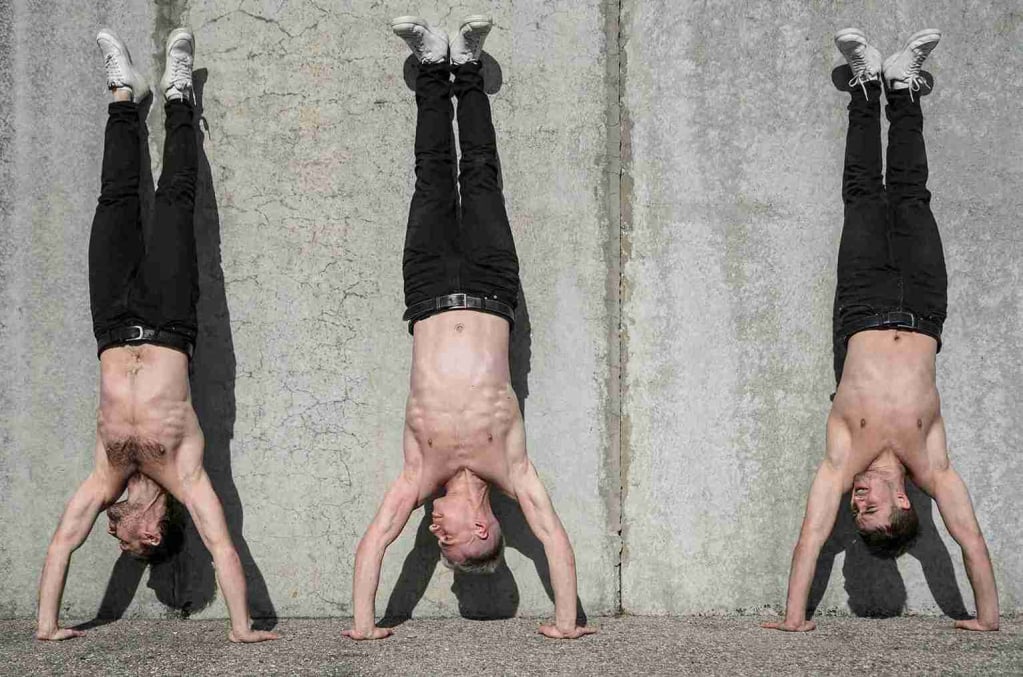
[620,0,1023,615]
[0,0,619,621]
[2,617,1022,676]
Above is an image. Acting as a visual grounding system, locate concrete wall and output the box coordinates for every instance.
[620,0,1023,615]
[0,0,1019,621]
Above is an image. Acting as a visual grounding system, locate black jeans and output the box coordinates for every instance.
[833,83,947,382]
[89,100,198,352]
[402,61,520,324]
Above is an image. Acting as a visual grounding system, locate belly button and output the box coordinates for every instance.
[917,419,923,429]
[455,324,464,332]
[427,438,433,447]
[860,418,867,428]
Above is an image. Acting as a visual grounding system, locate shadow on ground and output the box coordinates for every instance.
[75,70,276,632]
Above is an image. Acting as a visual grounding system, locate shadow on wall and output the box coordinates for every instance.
[808,482,969,619]
[75,71,276,631]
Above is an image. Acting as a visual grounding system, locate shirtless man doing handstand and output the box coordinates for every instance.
[764,28,998,633]
[343,15,594,641]
[36,29,277,643]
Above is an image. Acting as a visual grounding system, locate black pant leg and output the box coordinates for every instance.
[134,101,199,340]
[452,61,519,310]
[885,91,947,329]
[833,83,899,382]
[403,62,460,310]
[89,101,145,339]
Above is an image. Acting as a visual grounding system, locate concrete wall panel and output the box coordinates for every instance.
[620,0,1023,614]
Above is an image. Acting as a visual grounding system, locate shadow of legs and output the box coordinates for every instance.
[187,68,277,628]
[907,484,969,619]
[72,554,147,631]
[493,493,588,625]
[381,501,441,628]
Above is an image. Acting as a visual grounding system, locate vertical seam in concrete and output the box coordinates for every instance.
[614,0,633,615]
[602,0,626,614]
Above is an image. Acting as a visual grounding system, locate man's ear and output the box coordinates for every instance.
[473,520,489,540]
[894,491,911,511]
[139,530,162,547]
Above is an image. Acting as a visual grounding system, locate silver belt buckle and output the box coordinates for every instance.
[447,293,467,308]
[124,325,146,341]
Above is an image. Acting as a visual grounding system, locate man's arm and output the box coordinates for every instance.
[178,465,279,643]
[342,471,419,640]
[511,459,595,640]
[37,460,117,641]
[920,421,999,630]
[762,418,851,632]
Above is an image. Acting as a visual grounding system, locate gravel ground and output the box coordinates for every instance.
[3,616,1021,676]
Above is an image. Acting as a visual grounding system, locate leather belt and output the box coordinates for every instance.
[840,310,942,346]
[96,324,194,359]
[404,293,515,331]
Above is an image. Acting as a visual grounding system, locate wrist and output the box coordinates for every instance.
[784,611,806,626]
[230,618,252,634]
[978,616,1000,629]
[555,613,576,630]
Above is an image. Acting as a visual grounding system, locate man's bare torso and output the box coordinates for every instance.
[830,329,944,484]
[96,345,203,492]
[404,311,525,500]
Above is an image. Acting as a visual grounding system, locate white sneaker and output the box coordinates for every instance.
[160,28,194,102]
[450,15,492,66]
[96,29,150,102]
[834,28,882,97]
[391,16,448,64]
[883,29,941,99]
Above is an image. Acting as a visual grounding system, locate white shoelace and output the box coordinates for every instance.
[846,50,878,98]
[168,56,192,90]
[104,53,126,87]
[903,50,932,102]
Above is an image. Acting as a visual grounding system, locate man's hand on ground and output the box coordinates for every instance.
[35,627,85,641]
[761,620,817,632]
[955,619,999,632]
[538,624,597,639]
[342,626,394,641]
[228,628,281,643]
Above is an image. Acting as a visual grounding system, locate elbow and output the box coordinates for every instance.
[961,534,990,562]
[210,542,241,568]
[48,532,78,557]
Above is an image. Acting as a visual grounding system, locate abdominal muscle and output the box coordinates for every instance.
[406,311,519,475]
[97,345,193,468]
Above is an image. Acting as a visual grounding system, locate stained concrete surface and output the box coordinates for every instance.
[2,617,1022,676]
[620,0,1023,615]
[0,0,1021,629]
[0,0,618,621]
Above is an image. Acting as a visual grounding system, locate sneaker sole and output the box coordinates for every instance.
[165,27,194,54]
[900,28,941,52]
[391,15,431,33]
[460,14,492,32]
[834,27,866,42]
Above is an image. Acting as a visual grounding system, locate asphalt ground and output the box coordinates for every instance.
[2,616,1021,676]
